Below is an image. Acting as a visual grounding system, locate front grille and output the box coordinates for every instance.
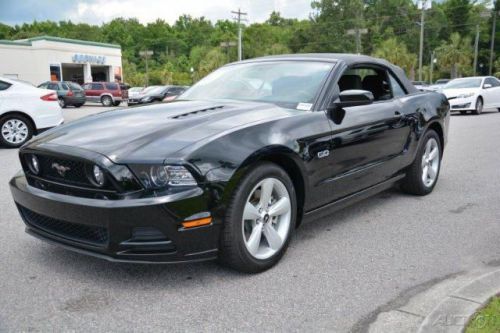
[38,155,90,186]
[19,206,108,246]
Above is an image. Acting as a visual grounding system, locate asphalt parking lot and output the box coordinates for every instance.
[1,105,499,332]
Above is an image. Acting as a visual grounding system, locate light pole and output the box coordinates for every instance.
[139,50,153,87]
[190,67,194,85]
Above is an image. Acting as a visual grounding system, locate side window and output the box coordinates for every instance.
[91,83,103,90]
[485,78,499,87]
[0,80,11,91]
[83,83,91,90]
[61,83,69,90]
[388,74,407,97]
[338,67,392,101]
[38,83,48,89]
[105,83,118,90]
[47,83,58,90]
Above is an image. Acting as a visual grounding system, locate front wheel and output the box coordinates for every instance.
[219,162,296,273]
[401,130,442,196]
[472,97,483,115]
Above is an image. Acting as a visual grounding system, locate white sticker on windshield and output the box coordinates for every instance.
[297,103,313,111]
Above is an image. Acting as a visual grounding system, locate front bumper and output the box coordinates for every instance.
[448,97,475,111]
[9,171,220,263]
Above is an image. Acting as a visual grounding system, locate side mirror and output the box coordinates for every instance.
[327,90,374,125]
[329,90,375,110]
[483,83,492,89]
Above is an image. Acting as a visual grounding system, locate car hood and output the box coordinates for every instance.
[27,100,295,163]
[441,88,479,98]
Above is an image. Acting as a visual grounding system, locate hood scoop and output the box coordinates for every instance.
[171,105,225,119]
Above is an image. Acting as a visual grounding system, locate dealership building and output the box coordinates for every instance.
[0,35,123,85]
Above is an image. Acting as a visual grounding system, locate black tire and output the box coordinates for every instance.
[218,162,297,273]
[401,130,442,196]
[58,98,66,108]
[101,95,113,107]
[472,97,483,115]
[0,114,34,148]
[460,111,467,115]
[112,101,121,107]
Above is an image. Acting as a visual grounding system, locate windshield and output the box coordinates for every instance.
[444,78,482,89]
[143,86,165,95]
[68,82,83,91]
[129,87,144,93]
[181,61,334,109]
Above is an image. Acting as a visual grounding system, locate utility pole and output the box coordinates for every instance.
[231,8,247,61]
[489,10,499,76]
[418,0,428,82]
[430,51,436,84]
[346,28,368,54]
[139,50,153,86]
[473,25,480,76]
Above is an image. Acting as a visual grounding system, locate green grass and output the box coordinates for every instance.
[466,296,500,333]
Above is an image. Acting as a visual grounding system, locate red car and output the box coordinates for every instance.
[82,82,128,106]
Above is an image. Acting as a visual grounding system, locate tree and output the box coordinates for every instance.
[436,33,473,78]
[373,37,417,76]
[196,48,228,80]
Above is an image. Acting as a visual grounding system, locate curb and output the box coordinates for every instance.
[418,269,500,333]
[368,268,500,333]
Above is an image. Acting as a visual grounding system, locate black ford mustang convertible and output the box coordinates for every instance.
[10,54,450,272]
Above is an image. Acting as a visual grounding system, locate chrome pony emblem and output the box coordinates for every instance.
[51,163,71,177]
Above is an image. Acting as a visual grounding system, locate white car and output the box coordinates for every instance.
[0,77,64,148]
[441,76,500,115]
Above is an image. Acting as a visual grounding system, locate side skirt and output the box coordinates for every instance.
[302,174,405,223]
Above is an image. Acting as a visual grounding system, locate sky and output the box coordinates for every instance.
[0,0,314,26]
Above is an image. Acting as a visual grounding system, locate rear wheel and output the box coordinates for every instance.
[472,97,483,115]
[401,130,442,196]
[219,162,296,273]
[0,115,33,148]
[101,95,113,107]
[58,98,66,108]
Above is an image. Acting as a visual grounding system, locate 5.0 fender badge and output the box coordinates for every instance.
[317,150,330,158]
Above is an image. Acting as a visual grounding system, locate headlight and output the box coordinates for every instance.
[130,165,197,189]
[29,154,40,174]
[457,92,474,99]
[92,165,105,186]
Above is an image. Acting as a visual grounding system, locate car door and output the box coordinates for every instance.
[482,77,500,108]
[323,65,412,200]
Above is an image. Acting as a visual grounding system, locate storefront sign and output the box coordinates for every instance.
[72,54,106,65]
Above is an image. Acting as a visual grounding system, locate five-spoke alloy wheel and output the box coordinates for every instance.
[421,138,440,188]
[401,129,442,195]
[219,162,296,273]
[242,178,292,260]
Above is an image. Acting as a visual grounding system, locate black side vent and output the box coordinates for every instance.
[171,106,225,119]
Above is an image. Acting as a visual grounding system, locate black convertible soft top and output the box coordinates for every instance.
[240,53,418,94]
